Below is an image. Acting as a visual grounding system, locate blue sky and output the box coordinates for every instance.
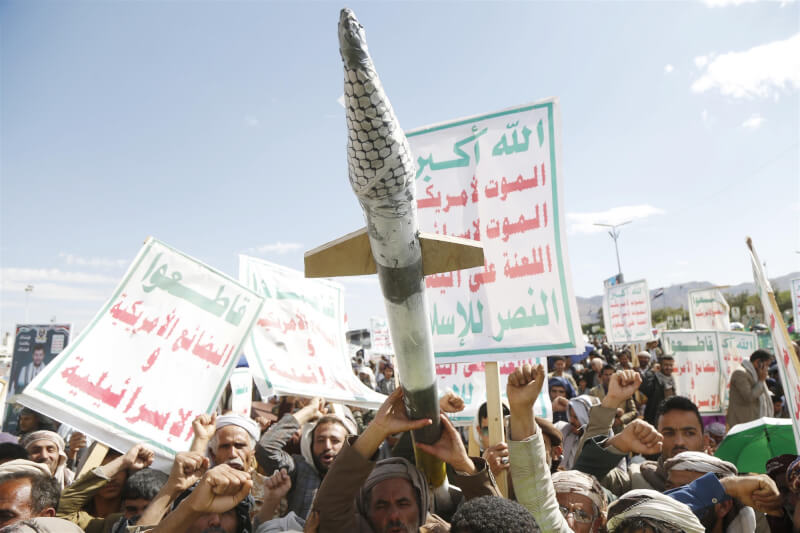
[1,0,798,338]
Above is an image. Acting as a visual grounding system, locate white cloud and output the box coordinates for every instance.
[691,33,800,99]
[244,242,303,255]
[741,113,765,129]
[244,115,260,127]
[694,55,711,69]
[337,94,345,108]
[567,205,666,234]
[59,252,126,268]
[664,64,675,74]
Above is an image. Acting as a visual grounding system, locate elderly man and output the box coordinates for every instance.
[256,398,355,520]
[0,460,61,528]
[20,431,73,489]
[635,351,651,374]
[663,451,756,532]
[208,415,260,470]
[313,388,498,532]
[727,349,772,428]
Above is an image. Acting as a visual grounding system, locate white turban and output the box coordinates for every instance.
[607,489,704,533]
[552,470,607,518]
[664,451,738,478]
[637,351,651,359]
[19,431,74,489]
[0,459,51,477]
[215,414,260,442]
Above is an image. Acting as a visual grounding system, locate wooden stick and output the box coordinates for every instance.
[484,361,507,497]
[468,423,480,458]
[76,441,108,479]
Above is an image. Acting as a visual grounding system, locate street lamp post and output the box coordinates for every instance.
[24,285,34,322]
[593,221,631,282]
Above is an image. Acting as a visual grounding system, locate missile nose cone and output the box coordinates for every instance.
[338,8,370,70]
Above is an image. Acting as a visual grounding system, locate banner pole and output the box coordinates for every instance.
[484,361,507,497]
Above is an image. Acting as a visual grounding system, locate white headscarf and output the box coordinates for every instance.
[0,459,51,477]
[19,431,74,489]
[607,489,704,533]
[216,414,260,442]
[569,394,598,428]
[299,410,357,474]
[664,451,738,477]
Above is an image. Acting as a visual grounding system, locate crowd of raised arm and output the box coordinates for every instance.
[0,340,798,532]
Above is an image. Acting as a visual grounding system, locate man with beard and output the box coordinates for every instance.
[574,372,706,495]
[727,349,772,428]
[20,431,73,490]
[16,346,47,393]
[256,398,355,520]
[313,388,498,533]
[207,416,260,471]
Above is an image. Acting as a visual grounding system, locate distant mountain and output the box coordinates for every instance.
[577,271,800,325]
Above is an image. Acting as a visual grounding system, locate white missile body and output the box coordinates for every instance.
[306,9,483,456]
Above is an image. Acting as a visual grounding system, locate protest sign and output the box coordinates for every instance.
[688,288,730,331]
[662,331,722,413]
[240,255,385,408]
[3,324,72,433]
[718,331,759,407]
[435,358,551,426]
[369,317,394,356]
[229,366,252,418]
[17,238,262,468]
[791,278,800,332]
[406,99,582,363]
[603,280,653,344]
[747,238,800,447]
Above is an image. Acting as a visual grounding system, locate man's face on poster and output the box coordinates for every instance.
[32,349,44,366]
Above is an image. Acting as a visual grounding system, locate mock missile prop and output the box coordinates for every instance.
[305,8,484,487]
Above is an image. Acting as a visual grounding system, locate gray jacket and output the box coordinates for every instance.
[255,414,320,520]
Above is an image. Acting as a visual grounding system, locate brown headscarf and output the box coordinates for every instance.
[356,457,430,527]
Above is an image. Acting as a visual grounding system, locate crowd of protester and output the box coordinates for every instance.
[0,340,798,532]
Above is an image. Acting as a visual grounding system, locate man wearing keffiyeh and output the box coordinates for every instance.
[664,451,755,533]
[20,431,74,490]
